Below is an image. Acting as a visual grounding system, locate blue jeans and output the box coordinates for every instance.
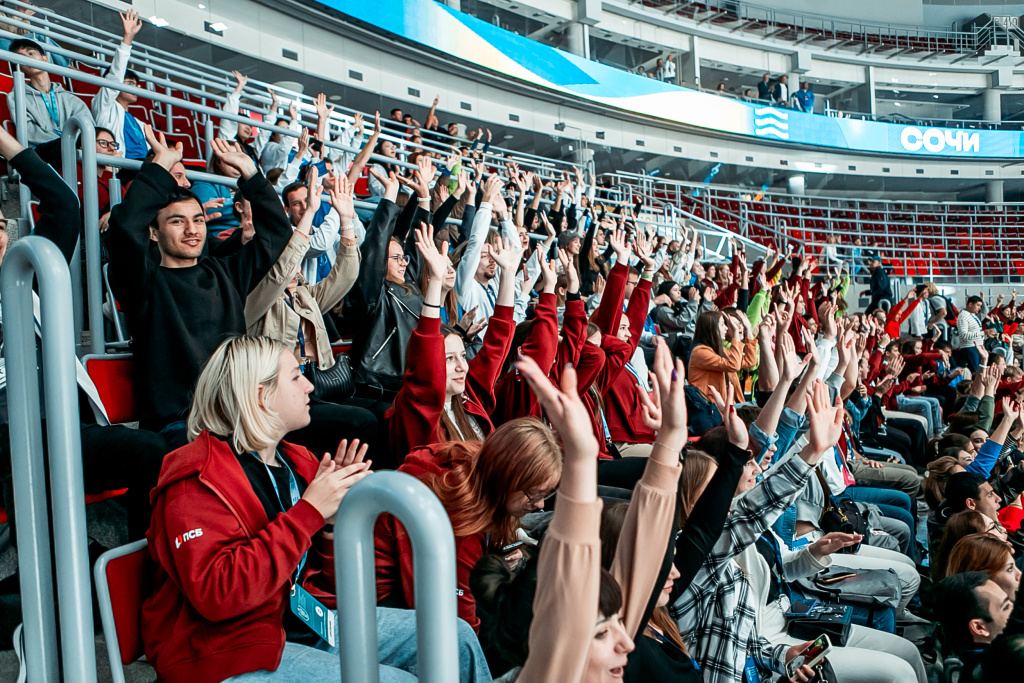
[224,607,491,682]
[895,394,941,438]
[838,487,915,560]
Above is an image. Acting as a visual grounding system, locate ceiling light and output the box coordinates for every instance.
[198,3,206,8]
[894,102,901,107]
[209,22,228,31]
[205,21,227,35]
[933,94,939,98]
[148,16,169,27]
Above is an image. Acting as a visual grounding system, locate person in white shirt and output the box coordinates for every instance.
[662,54,676,83]
[775,75,789,106]
[954,295,988,371]
[453,174,525,323]
[91,10,149,160]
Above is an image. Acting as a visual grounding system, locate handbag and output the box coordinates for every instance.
[793,566,902,611]
[303,353,356,402]
[786,602,853,646]
[814,468,855,537]
[685,385,722,436]
[838,499,901,552]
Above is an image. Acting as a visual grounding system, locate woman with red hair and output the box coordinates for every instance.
[374,416,563,631]
[945,532,1021,601]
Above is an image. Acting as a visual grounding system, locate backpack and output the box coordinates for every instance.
[941,295,960,327]
[685,385,722,436]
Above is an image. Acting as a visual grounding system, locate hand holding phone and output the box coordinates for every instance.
[785,635,832,681]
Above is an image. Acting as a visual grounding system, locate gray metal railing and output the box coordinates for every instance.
[334,471,459,682]
[1,236,96,683]
[61,115,104,356]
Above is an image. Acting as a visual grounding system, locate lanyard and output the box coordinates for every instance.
[761,532,795,602]
[41,90,60,130]
[251,450,307,581]
[483,282,496,308]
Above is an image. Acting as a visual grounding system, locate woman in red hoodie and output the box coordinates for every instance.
[143,335,496,683]
[374,417,564,632]
[142,335,439,683]
[386,223,518,462]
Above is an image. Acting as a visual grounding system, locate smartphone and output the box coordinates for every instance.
[820,572,857,584]
[310,139,324,153]
[784,600,817,619]
[785,634,832,679]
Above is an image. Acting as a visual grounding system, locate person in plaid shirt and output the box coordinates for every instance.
[670,381,843,683]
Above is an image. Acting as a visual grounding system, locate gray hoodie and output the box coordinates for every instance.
[6,81,90,146]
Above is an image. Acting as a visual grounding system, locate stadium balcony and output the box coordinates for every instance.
[628,0,1024,61]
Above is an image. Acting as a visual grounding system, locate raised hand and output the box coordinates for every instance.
[315,92,333,120]
[367,167,400,202]
[608,227,629,264]
[631,229,656,272]
[491,236,521,274]
[296,127,310,157]
[202,198,225,221]
[454,169,469,199]
[558,248,579,293]
[231,70,247,94]
[327,174,356,222]
[779,333,810,384]
[537,250,557,293]
[708,383,747,450]
[396,155,434,198]
[120,9,143,45]
[141,123,182,171]
[804,380,844,457]
[516,356,599,466]
[414,222,448,283]
[210,138,257,180]
[480,173,502,204]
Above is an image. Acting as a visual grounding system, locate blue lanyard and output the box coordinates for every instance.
[251,450,307,581]
[484,283,496,308]
[41,90,60,130]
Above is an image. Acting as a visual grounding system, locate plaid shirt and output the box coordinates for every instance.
[670,451,816,683]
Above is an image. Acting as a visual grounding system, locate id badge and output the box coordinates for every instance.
[290,583,337,647]
[744,656,760,683]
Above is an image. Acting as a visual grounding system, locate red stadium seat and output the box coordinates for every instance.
[83,354,137,425]
[93,540,155,681]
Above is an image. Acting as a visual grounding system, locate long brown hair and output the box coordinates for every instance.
[421,418,562,545]
[437,324,482,442]
[946,533,1013,580]
[600,503,688,653]
[677,448,717,528]
[693,311,726,358]
[934,510,989,581]
[924,456,961,510]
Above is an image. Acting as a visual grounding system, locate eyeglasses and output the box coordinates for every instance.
[123,80,139,87]
[97,139,121,151]
[389,254,410,264]
[525,489,553,505]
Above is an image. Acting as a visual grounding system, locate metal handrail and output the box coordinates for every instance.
[0,2,575,179]
[2,236,96,683]
[636,0,1021,53]
[334,471,459,682]
[61,115,103,356]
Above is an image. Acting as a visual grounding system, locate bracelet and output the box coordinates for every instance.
[417,197,430,203]
[421,302,441,309]
[652,441,684,457]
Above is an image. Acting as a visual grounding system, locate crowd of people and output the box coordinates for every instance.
[2,9,1024,683]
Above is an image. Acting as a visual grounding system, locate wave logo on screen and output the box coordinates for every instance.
[754,108,790,140]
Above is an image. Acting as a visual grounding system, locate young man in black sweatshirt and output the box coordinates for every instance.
[106,135,293,447]
[0,126,168,539]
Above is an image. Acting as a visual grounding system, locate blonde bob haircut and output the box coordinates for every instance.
[187,336,289,454]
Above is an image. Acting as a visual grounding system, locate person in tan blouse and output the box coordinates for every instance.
[472,338,685,682]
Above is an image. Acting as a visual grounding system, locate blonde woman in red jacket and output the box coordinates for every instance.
[143,335,494,683]
[385,223,519,462]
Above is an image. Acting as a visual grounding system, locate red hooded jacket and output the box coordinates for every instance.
[142,432,327,683]
[386,304,515,462]
[373,443,489,631]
